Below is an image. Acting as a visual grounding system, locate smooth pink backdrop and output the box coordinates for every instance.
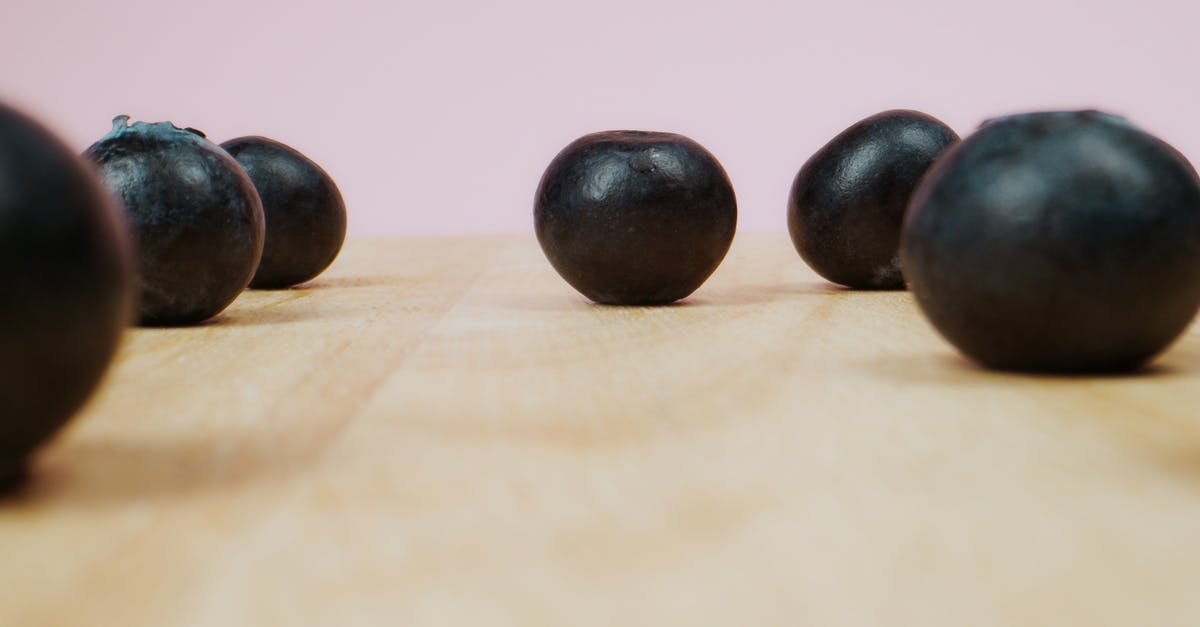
[3,0,1197,234]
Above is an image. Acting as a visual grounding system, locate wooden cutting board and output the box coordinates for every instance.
[2,232,1198,626]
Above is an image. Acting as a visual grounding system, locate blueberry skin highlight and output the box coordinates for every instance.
[788,110,958,289]
[0,103,134,485]
[85,117,265,325]
[901,110,1200,373]
[220,137,346,289]
[534,131,737,305]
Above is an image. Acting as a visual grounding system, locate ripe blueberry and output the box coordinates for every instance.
[535,131,737,305]
[788,110,958,289]
[0,103,134,485]
[902,111,1200,372]
[221,137,346,289]
[85,117,264,325]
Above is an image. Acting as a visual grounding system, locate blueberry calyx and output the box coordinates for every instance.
[110,114,130,133]
[103,115,207,141]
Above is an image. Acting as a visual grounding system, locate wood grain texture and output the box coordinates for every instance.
[2,232,1199,627]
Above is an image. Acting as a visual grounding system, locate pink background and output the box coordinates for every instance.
[3,0,1197,235]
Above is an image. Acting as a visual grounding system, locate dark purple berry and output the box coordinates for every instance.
[535,131,737,305]
[85,117,264,325]
[221,137,346,289]
[902,110,1200,372]
[788,110,958,289]
[0,103,134,484]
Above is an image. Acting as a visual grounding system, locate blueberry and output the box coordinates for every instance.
[534,131,737,305]
[85,117,264,326]
[788,110,958,289]
[0,103,134,485]
[901,110,1200,372]
[220,137,346,289]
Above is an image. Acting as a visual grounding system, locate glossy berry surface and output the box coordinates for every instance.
[901,110,1200,373]
[534,131,737,305]
[788,110,958,289]
[221,137,346,289]
[0,103,134,485]
[85,117,264,325]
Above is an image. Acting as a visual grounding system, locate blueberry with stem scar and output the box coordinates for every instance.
[535,131,737,305]
[85,116,264,325]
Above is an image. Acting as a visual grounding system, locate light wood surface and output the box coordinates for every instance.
[2,232,1199,626]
